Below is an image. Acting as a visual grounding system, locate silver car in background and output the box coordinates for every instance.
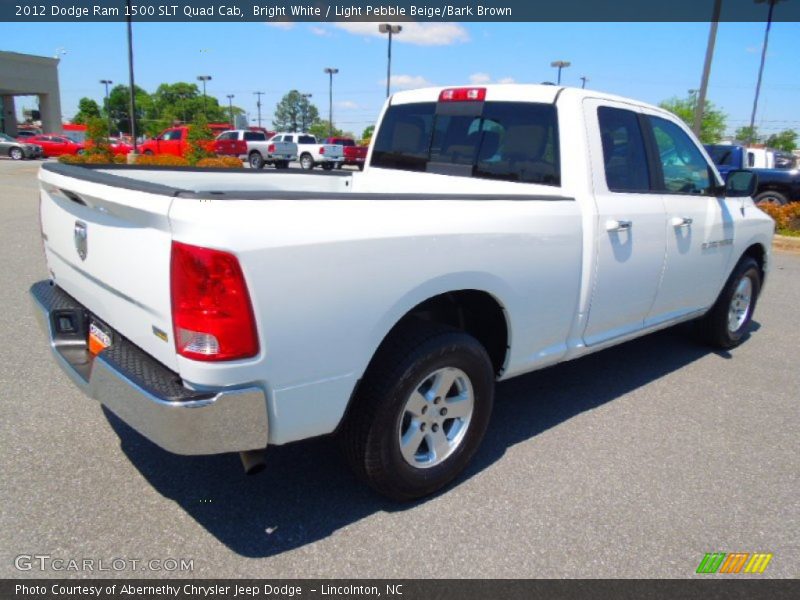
[0,133,43,160]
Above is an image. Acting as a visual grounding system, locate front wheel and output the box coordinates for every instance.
[249,152,264,169]
[340,321,494,501]
[696,256,762,349]
[9,147,23,160]
[755,190,788,207]
[300,154,314,170]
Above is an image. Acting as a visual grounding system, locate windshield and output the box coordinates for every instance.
[371,101,560,186]
[0,133,14,142]
[704,144,737,167]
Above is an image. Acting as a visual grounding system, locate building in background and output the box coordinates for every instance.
[0,51,62,136]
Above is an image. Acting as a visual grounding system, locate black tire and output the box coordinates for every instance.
[144,150,154,156]
[336,163,343,170]
[340,320,494,501]
[696,256,762,349]
[249,152,264,170]
[300,154,314,170]
[754,190,788,207]
[9,147,23,160]
[358,163,365,171]
[322,163,334,171]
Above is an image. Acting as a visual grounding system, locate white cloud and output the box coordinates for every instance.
[381,74,433,90]
[336,100,361,110]
[309,26,329,36]
[334,22,469,46]
[469,73,491,85]
[497,77,516,84]
[266,22,294,30]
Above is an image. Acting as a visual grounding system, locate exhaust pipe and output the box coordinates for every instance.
[239,449,266,475]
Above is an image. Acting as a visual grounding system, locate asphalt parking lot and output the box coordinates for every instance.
[0,157,797,579]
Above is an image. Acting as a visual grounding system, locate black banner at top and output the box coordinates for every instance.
[3,0,800,22]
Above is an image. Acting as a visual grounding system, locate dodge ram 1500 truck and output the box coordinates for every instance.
[30,85,773,500]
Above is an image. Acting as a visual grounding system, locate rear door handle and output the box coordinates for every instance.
[671,216,694,228]
[606,219,632,232]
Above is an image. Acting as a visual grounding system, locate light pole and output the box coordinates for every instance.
[378,24,402,98]
[550,60,571,85]
[100,79,113,137]
[324,68,338,137]
[125,0,137,155]
[579,76,588,89]
[748,0,786,145]
[301,93,312,131]
[226,94,235,127]
[197,75,212,117]
[254,91,264,128]
[692,0,722,138]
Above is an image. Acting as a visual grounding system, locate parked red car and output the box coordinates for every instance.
[139,126,244,158]
[21,135,85,157]
[83,137,133,157]
[326,137,368,170]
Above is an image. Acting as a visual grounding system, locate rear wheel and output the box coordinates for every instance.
[300,154,315,170]
[249,152,265,169]
[9,147,23,160]
[754,190,788,207]
[696,256,762,349]
[340,320,494,501]
[322,163,334,171]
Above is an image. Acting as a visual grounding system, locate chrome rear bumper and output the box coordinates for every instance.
[29,280,269,455]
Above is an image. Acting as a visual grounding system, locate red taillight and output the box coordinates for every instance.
[319,146,325,154]
[438,87,486,102]
[170,241,259,362]
[268,143,275,153]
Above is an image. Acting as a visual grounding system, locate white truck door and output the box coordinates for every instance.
[642,114,734,323]
[582,99,667,346]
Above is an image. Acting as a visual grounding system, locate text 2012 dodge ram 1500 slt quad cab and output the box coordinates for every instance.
[30,85,773,500]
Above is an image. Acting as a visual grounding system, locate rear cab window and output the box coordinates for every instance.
[371,100,560,186]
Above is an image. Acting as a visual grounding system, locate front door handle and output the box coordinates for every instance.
[606,219,633,232]
[671,216,694,228]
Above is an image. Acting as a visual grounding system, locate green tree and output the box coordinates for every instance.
[361,124,375,142]
[72,97,101,124]
[273,90,320,132]
[766,129,797,152]
[107,84,150,136]
[309,120,345,140]
[734,125,760,144]
[185,114,215,165]
[659,95,727,144]
[84,116,113,161]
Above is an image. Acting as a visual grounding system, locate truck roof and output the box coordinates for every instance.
[390,84,668,116]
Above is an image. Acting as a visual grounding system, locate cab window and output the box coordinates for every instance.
[597,107,651,192]
[648,116,712,195]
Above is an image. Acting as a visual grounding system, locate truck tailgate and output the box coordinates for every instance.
[38,167,178,372]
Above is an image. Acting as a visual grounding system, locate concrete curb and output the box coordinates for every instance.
[773,234,800,253]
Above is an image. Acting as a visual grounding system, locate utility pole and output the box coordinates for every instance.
[748,0,785,145]
[197,75,212,117]
[226,94,234,127]
[324,67,338,137]
[301,93,312,131]
[254,91,264,128]
[579,76,588,89]
[692,0,722,138]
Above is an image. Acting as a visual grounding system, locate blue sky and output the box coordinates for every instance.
[3,20,798,138]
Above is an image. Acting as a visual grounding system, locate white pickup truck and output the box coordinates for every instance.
[269,132,344,170]
[216,129,297,169]
[30,84,773,500]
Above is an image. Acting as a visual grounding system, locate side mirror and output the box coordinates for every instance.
[724,169,757,198]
